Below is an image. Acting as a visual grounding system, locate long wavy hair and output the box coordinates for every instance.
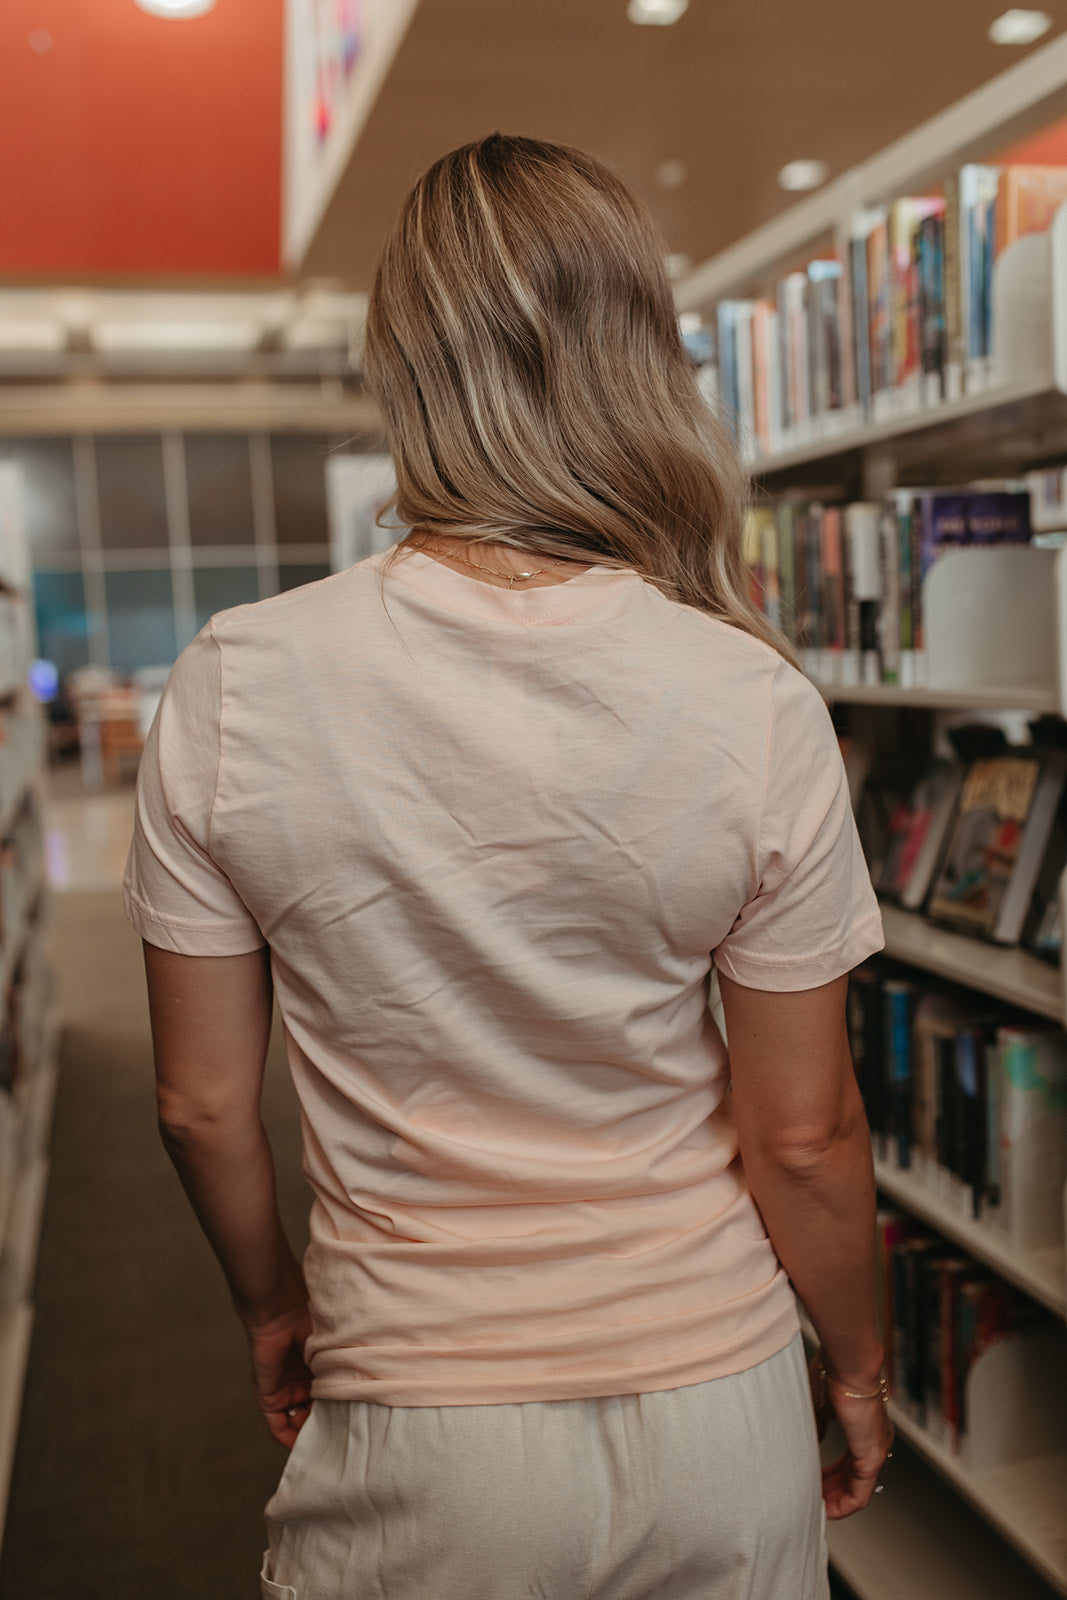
[364,132,795,663]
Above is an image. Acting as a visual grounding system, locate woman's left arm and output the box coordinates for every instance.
[143,940,312,1446]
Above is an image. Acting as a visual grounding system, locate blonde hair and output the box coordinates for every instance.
[364,133,795,663]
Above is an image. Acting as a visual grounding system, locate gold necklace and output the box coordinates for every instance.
[418,540,562,589]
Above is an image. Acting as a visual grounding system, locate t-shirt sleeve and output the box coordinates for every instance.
[713,659,884,991]
[122,623,266,957]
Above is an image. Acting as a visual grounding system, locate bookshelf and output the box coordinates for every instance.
[878,903,1063,1023]
[680,34,1067,1600]
[0,476,58,1554]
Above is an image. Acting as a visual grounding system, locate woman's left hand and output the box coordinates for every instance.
[246,1302,315,1447]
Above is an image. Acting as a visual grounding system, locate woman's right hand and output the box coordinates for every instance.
[812,1355,894,1519]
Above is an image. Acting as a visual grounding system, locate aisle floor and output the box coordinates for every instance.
[0,774,313,1599]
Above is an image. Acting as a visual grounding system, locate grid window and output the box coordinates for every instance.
[270,434,334,545]
[96,436,169,552]
[278,563,331,594]
[185,434,256,548]
[0,438,80,562]
[192,566,260,632]
[104,569,176,674]
[32,570,90,676]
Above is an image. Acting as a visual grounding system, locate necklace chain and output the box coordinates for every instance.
[416,538,562,588]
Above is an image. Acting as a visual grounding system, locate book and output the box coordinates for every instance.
[992,749,1067,944]
[926,752,1045,940]
[843,502,881,685]
[958,164,1000,380]
[866,210,894,404]
[877,501,902,684]
[775,503,797,646]
[995,164,1067,257]
[898,760,966,911]
[917,209,947,403]
[991,1024,1067,1251]
[847,964,887,1142]
[884,977,919,1167]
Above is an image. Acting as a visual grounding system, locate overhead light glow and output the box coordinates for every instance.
[627,0,689,25]
[655,159,688,190]
[988,8,1052,43]
[778,159,830,192]
[135,0,216,17]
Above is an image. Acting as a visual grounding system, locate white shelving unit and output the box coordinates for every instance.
[678,34,1067,1600]
[0,476,59,1552]
[872,1159,1065,1318]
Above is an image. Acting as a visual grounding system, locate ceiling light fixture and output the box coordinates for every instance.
[627,0,689,25]
[988,9,1053,43]
[655,159,688,189]
[778,159,830,192]
[135,0,216,18]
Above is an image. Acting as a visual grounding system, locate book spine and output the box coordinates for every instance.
[850,233,872,418]
[954,1026,987,1218]
[717,302,739,439]
[884,980,915,1167]
[895,492,915,688]
[760,510,781,631]
[943,174,963,398]
[878,501,902,683]
[776,504,796,646]
[776,279,793,438]
[996,1027,1067,1250]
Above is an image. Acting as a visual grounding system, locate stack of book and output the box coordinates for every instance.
[877,1209,1065,1462]
[848,960,1067,1250]
[697,163,1067,457]
[858,723,1067,961]
[742,485,1031,688]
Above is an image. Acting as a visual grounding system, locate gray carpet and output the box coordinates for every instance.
[0,890,313,1600]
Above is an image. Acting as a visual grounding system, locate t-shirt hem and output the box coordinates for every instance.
[307,1304,801,1406]
[123,882,267,957]
[713,911,885,992]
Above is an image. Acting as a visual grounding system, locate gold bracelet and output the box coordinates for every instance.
[817,1359,889,1403]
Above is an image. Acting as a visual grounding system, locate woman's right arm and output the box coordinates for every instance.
[717,968,894,1519]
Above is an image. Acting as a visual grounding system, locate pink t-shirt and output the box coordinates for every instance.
[123,547,884,1405]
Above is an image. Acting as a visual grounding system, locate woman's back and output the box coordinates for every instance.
[125,543,879,1405]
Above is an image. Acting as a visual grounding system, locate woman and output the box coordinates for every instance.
[124,134,891,1600]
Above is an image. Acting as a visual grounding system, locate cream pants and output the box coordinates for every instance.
[261,1331,829,1600]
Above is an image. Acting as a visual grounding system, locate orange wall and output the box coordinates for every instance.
[0,0,284,277]
[995,114,1067,166]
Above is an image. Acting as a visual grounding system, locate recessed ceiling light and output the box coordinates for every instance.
[988,8,1052,43]
[627,0,689,25]
[135,0,216,17]
[655,159,688,190]
[778,159,830,192]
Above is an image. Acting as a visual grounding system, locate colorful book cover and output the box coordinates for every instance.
[994,1025,1067,1250]
[959,165,1000,365]
[927,755,1042,937]
[866,214,893,395]
[890,197,943,393]
[918,211,947,395]
[995,165,1067,257]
